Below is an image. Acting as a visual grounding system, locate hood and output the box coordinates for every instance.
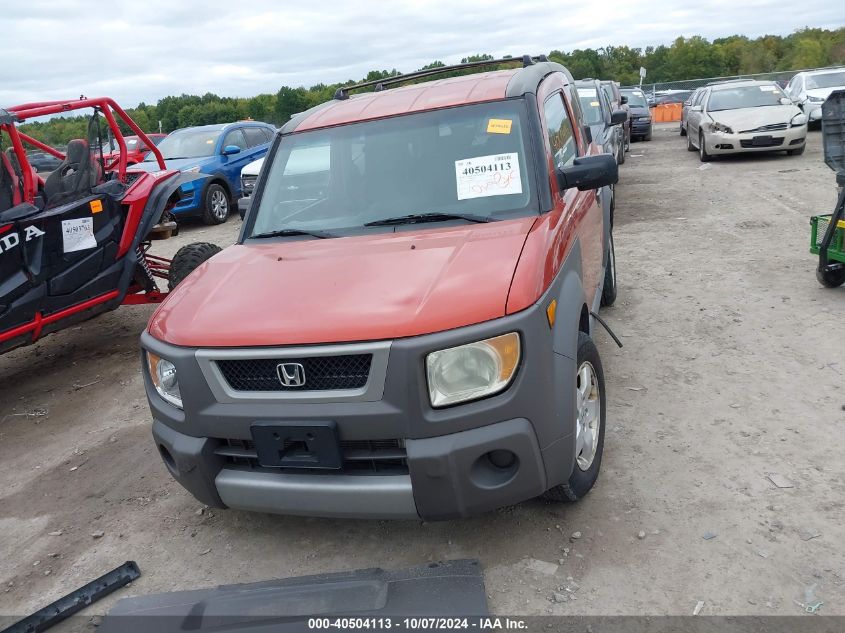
[807,87,842,100]
[708,105,801,131]
[148,218,537,347]
[128,156,215,173]
[242,157,265,176]
[628,105,650,116]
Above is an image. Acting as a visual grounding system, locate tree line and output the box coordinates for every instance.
[16,27,845,147]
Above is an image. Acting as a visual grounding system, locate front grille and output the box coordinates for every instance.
[739,123,788,133]
[241,174,257,196]
[740,136,784,148]
[217,355,372,391]
[216,438,408,474]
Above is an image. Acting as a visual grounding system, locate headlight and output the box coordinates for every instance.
[807,95,824,103]
[147,352,183,408]
[710,122,733,134]
[184,166,201,174]
[426,333,520,407]
[639,116,652,122]
[791,113,808,127]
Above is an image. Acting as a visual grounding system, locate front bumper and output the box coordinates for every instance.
[703,125,807,155]
[170,177,206,216]
[631,118,652,136]
[142,299,578,520]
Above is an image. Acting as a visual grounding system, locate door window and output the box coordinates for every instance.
[543,93,578,169]
[222,129,247,151]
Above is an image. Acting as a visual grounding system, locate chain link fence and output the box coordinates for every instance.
[623,65,843,94]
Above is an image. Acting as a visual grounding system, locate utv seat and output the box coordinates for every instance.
[42,139,99,208]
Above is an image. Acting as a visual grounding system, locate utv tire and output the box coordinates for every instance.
[600,232,617,307]
[202,183,230,225]
[787,145,806,156]
[817,266,845,288]
[168,242,223,290]
[543,332,606,502]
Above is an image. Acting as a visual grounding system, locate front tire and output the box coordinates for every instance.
[680,122,687,136]
[543,333,606,502]
[601,232,617,307]
[787,144,806,156]
[168,242,223,290]
[202,183,230,225]
[617,141,626,165]
[699,132,712,162]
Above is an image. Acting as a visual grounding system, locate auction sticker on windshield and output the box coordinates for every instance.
[455,153,522,200]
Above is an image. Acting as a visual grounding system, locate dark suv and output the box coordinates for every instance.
[620,88,653,141]
[141,57,619,520]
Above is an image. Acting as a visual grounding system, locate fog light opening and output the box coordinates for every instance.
[159,444,177,475]
[470,450,520,489]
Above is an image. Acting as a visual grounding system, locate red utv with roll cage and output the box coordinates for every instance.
[0,97,219,354]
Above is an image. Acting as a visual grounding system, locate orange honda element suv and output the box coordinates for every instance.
[141,56,619,520]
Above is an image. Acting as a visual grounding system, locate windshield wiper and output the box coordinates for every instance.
[250,228,336,240]
[364,212,493,227]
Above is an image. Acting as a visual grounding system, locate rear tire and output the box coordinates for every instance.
[680,122,687,136]
[168,242,223,290]
[687,131,696,151]
[617,141,626,165]
[817,266,845,288]
[601,232,617,307]
[202,183,230,225]
[543,333,606,502]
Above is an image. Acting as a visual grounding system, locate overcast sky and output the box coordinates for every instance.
[2,0,842,108]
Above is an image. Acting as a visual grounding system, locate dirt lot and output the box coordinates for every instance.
[2,124,844,621]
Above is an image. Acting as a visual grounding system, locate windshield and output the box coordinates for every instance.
[621,90,648,108]
[707,85,786,111]
[805,71,845,89]
[576,87,604,126]
[146,128,221,160]
[249,100,536,237]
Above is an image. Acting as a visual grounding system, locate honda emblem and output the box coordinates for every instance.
[276,362,306,387]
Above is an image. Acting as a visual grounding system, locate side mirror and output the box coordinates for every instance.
[238,197,250,220]
[690,105,702,112]
[556,154,618,192]
[583,126,593,143]
[610,110,627,125]
[223,145,241,156]
[620,95,628,105]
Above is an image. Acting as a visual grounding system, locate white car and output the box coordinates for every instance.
[685,80,807,161]
[785,67,845,126]
[240,156,265,199]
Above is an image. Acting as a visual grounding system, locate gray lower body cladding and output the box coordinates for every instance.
[142,267,588,520]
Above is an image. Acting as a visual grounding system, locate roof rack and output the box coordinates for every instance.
[333,55,549,100]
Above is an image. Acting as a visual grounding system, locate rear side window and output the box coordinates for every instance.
[543,94,577,169]
[244,127,269,147]
[262,128,275,143]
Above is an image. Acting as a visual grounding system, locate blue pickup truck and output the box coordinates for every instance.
[133,121,276,224]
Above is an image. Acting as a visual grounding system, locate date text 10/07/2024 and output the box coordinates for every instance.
[307,617,528,630]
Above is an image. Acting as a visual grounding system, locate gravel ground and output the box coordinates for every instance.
[1,123,843,622]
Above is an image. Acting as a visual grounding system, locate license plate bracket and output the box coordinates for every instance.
[250,422,342,469]
[752,135,773,146]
